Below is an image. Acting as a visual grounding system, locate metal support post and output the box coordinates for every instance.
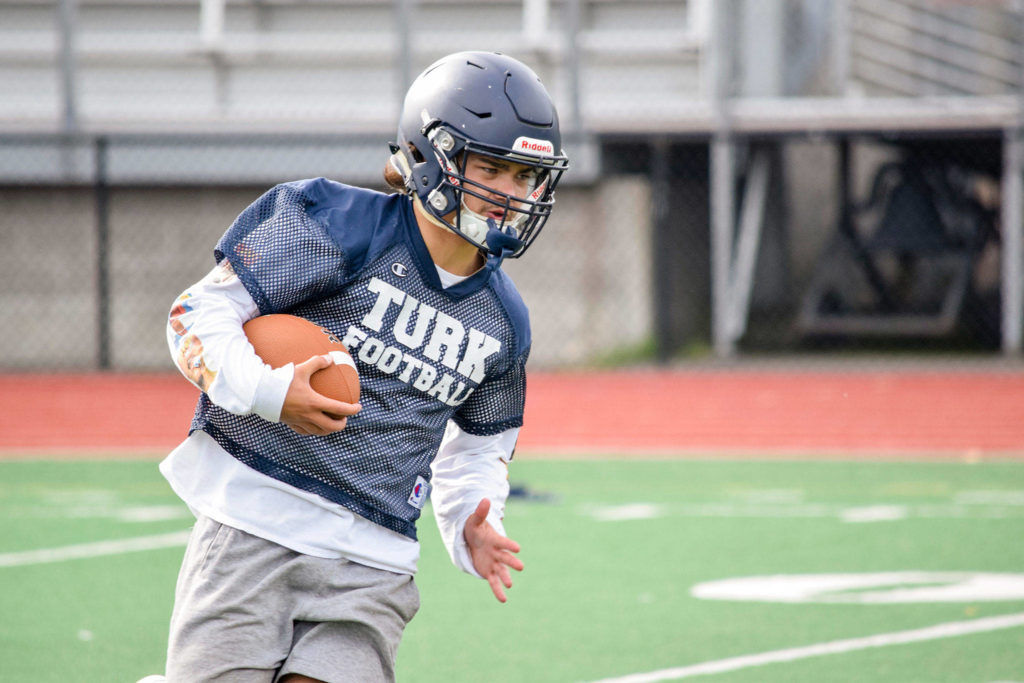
[396,0,414,95]
[1002,128,1024,354]
[1002,3,1024,354]
[199,0,225,47]
[523,0,550,46]
[650,138,673,362]
[57,0,78,134]
[709,0,736,357]
[95,137,111,369]
[564,0,583,135]
[727,150,770,342]
[710,135,735,357]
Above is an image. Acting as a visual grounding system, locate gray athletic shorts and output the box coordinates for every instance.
[165,514,420,683]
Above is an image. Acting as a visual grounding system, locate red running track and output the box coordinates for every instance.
[1,370,1023,457]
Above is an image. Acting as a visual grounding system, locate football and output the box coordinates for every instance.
[243,314,360,405]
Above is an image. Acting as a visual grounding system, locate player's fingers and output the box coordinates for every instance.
[312,415,347,433]
[501,552,525,573]
[488,575,508,603]
[498,564,514,589]
[317,399,361,419]
[498,536,521,554]
[299,407,345,433]
[302,421,329,436]
[294,353,333,379]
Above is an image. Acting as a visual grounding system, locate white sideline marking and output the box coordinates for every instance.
[587,504,664,522]
[584,611,1024,683]
[0,530,191,567]
[580,501,1023,522]
[955,490,1024,505]
[839,505,908,523]
[691,572,1024,604]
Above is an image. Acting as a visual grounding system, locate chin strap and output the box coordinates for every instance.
[410,192,457,233]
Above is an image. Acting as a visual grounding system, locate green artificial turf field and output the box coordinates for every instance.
[2,457,1023,682]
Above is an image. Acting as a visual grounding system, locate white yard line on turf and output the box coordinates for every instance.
[0,530,191,567]
[585,611,1024,683]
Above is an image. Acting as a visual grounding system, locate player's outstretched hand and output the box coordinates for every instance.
[464,498,524,603]
[281,354,361,436]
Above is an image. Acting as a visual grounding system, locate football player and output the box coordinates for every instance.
[146,51,568,683]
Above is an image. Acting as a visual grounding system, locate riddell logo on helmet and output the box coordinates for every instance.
[512,137,554,156]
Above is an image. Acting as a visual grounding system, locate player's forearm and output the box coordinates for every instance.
[431,424,517,576]
[167,262,292,420]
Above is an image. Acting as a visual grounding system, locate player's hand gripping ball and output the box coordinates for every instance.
[243,314,360,404]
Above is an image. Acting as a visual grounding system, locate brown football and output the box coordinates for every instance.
[243,314,360,405]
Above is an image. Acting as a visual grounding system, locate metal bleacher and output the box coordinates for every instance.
[0,0,705,188]
[850,0,1022,97]
[2,0,1020,186]
[0,0,705,136]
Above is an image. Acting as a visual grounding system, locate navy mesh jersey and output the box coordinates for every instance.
[190,178,531,539]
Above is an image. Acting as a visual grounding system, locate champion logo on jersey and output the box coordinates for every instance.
[407,475,430,509]
[391,262,409,277]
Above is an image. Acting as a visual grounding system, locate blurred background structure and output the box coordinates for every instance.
[1,0,1022,370]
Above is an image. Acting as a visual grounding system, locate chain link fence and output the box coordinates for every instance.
[1,0,1022,371]
[0,133,637,370]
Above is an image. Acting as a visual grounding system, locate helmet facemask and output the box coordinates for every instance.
[418,124,568,258]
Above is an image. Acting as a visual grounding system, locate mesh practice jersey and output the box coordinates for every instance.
[190,178,531,540]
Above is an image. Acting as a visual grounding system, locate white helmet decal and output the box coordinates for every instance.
[511,136,555,157]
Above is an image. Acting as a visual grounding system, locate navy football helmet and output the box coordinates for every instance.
[390,51,569,258]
